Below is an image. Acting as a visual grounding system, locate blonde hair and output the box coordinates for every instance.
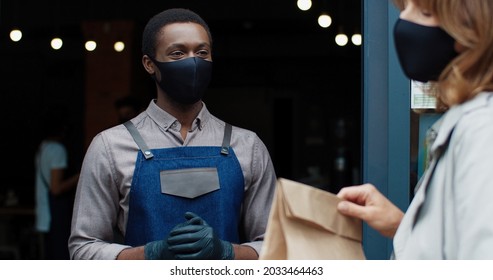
[393,0,493,111]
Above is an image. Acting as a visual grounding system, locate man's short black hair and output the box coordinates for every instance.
[142,8,212,59]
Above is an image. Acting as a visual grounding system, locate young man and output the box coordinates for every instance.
[69,8,277,260]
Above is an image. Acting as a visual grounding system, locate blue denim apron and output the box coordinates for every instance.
[123,122,244,246]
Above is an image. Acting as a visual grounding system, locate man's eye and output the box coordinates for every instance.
[170,51,184,57]
[196,50,209,56]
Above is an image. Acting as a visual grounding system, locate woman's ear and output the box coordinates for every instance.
[454,41,467,53]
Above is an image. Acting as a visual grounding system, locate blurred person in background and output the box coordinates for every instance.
[35,105,80,259]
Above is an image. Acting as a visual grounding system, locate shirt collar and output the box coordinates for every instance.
[145,99,211,131]
[430,92,492,154]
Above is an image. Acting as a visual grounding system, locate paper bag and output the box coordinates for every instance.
[259,178,365,260]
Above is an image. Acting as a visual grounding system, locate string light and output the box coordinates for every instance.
[10,29,23,42]
[351,34,362,46]
[51,37,63,50]
[335,33,348,46]
[114,41,125,52]
[297,0,312,11]
[85,40,97,51]
[318,13,332,28]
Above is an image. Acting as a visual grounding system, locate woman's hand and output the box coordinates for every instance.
[337,183,404,238]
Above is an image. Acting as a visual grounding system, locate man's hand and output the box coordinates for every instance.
[144,238,175,260]
[143,214,197,259]
[167,212,235,260]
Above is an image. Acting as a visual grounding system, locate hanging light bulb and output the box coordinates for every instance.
[351,33,362,46]
[51,37,63,50]
[297,0,312,11]
[10,29,23,42]
[114,41,125,52]
[85,40,97,51]
[335,27,349,47]
[318,13,332,28]
[335,33,349,46]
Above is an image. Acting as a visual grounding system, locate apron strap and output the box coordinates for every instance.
[221,123,232,155]
[123,121,154,160]
[124,121,231,158]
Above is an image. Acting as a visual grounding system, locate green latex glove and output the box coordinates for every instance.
[144,216,198,260]
[144,239,175,260]
[167,212,235,260]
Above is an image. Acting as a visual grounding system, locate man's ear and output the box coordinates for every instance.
[142,55,155,75]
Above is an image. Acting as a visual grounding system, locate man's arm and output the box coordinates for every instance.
[117,247,145,260]
[233,244,258,260]
[239,135,278,256]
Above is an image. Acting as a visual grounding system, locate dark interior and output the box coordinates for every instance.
[0,0,362,208]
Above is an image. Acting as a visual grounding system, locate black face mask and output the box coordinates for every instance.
[149,56,212,104]
[393,18,458,82]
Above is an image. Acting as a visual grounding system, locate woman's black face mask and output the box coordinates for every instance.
[393,18,458,82]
